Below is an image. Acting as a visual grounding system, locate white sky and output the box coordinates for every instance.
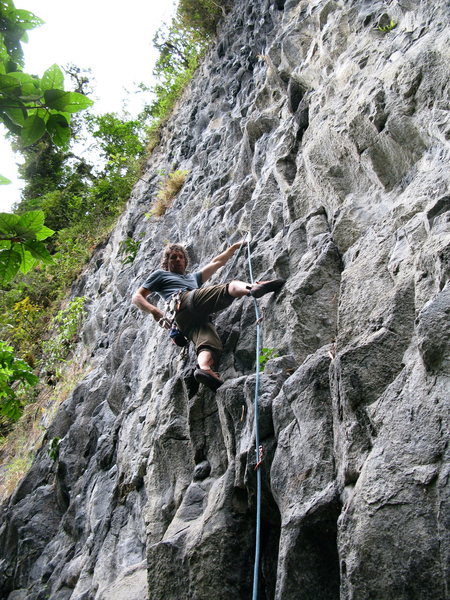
[0,0,177,211]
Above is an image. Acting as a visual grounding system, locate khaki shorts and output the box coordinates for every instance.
[175,284,234,360]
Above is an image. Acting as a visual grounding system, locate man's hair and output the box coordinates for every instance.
[161,244,189,271]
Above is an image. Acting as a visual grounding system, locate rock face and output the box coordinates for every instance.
[1,0,449,598]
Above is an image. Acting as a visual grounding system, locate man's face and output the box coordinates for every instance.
[168,250,187,274]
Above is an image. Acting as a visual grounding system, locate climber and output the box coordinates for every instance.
[132,242,285,392]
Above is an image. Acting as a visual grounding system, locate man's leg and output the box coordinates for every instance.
[227,280,250,298]
[197,348,215,371]
[196,348,223,390]
[177,279,285,391]
[229,279,286,298]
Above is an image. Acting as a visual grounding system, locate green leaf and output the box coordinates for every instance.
[28,107,49,121]
[7,71,41,96]
[41,64,64,91]
[23,240,54,264]
[4,105,27,126]
[0,73,21,93]
[11,9,45,31]
[1,396,22,421]
[0,175,12,185]
[12,243,37,273]
[0,248,21,284]
[0,212,19,235]
[34,225,54,241]
[16,210,45,233]
[21,114,46,146]
[44,89,93,113]
[46,112,70,147]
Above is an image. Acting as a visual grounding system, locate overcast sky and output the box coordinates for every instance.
[0,0,176,211]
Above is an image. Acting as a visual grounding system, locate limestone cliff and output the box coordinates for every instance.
[0,1,449,599]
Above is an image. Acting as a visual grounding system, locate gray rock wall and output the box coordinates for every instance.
[0,0,449,598]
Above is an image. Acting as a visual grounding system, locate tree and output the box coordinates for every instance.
[0,1,94,284]
[0,1,93,156]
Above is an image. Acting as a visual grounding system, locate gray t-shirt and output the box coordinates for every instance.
[142,269,203,301]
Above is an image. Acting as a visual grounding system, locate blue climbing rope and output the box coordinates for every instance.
[246,238,262,600]
[221,235,263,598]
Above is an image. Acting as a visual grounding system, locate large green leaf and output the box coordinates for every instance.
[7,71,40,96]
[23,240,54,264]
[35,225,54,241]
[16,210,45,232]
[12,242,37,273]
[41,64,64,91]
[10,9,44,30]
[1,396,22,421]
[0,212,19,235]
[44,89,93,113]
[46,112,70,147]
[0,175,11,185]
[21,114,46,146]
[0,248,21,284]
[0,73,21,93]
[4,104,27,126]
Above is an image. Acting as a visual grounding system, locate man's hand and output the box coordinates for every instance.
[200,241,244,283]
[132,287,164,322]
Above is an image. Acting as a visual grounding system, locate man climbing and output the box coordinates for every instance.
[132,242,285,391]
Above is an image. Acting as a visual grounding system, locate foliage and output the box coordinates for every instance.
[15,111,146,233]
[147,169,188,217]
[0,210,54,284]
[376,17,397,33]
[48,435,60,461]
[177,0,227,37]
[9,295,44,360]
[0,340,38,420]
[15,136,68,204]
[41,296,86,376]
[259,347,279,372]
[149,21,207,124]
[0,1,93,152]
[139,1,229,155]
[87,112,146,164]
[118,234,143,265]
[145,2,227,147]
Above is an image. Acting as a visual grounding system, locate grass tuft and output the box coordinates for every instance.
[149,169,188,217]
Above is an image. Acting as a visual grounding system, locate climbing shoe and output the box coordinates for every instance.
[194,368,224,392]
[249,279,286,298]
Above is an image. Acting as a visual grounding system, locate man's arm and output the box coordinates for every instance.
[132,287,165,323]
[200,242,243,283]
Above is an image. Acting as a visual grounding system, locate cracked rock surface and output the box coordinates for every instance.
[0,0,449,598]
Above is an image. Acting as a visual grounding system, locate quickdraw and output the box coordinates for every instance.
[158,290,189,347]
